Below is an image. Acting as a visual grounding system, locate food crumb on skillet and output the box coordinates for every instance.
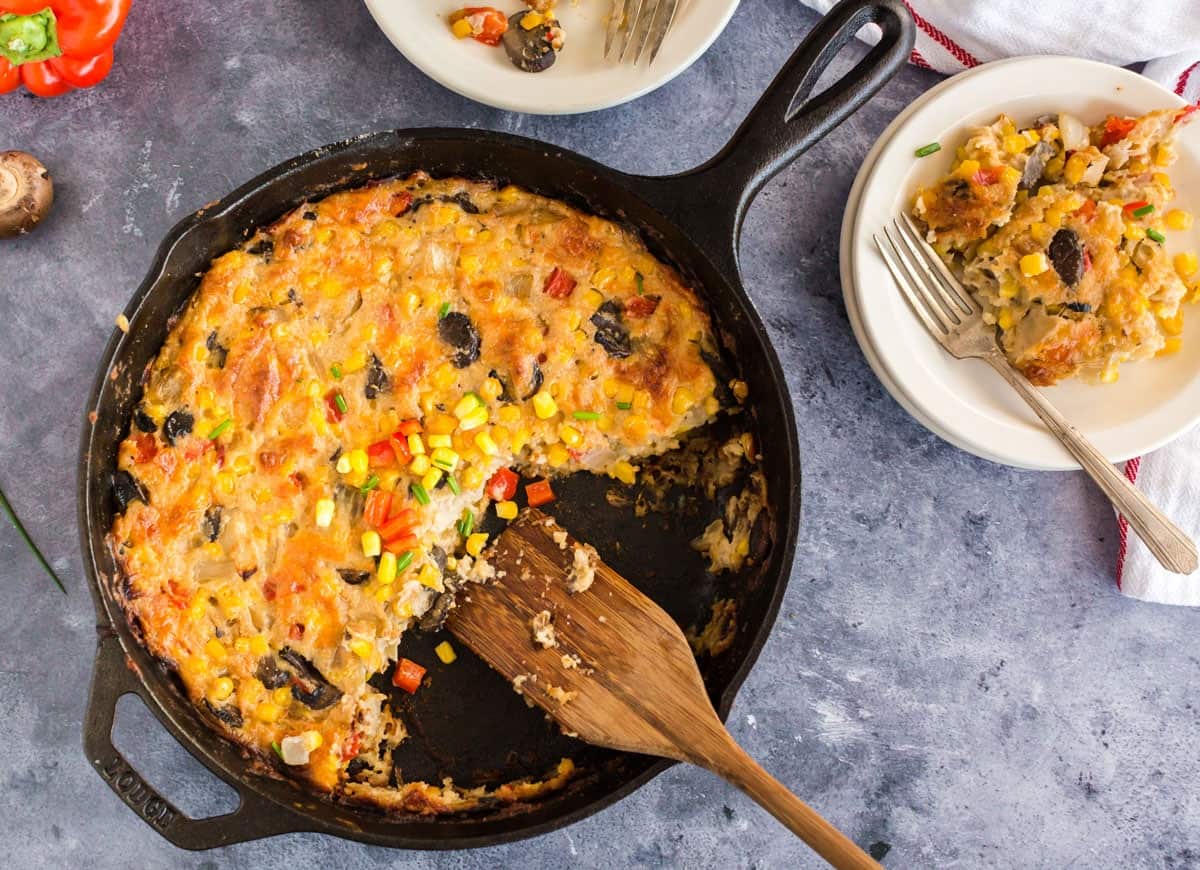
[546,684,577,705]
[108,172,759,813]
[531,609,558,649]
[565,542,597,594]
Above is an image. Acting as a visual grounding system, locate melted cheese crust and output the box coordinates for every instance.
[109,174,729,806]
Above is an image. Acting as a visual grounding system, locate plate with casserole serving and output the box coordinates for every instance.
[844,56,1200,470]
[363,0,740,114]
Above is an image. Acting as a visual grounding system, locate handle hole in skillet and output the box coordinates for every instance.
[787,24,878,120]
[112,694,239,817]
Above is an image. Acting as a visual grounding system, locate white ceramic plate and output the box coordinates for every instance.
[362,0,739,115]
[841,56,1200,470]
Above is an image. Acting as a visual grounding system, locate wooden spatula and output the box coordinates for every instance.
[446,509,881,870]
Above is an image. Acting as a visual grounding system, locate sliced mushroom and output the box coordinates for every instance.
[0,151,52,239]
[502,11,558,73]
[205,331,229,369]
[202,505,223,542]
[112,470,148,514]
[438,311,482,368]
[1020,140,1055,190]
[1048,228,1085,287]
[590,300,632,359]
[254,656,291,690]
[203,699,244,729]
[279,647,342,710]
[364,353,390,399]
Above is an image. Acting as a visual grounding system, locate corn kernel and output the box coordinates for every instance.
[374,551,397,585]
[558,424,582,447]
[431,362,457,390]
[532,391,558,419]
[547,444,569,467]
[255,702,283,723]
[479,377,503,402]
[1176,252,1199,279]
[1043,155,1064,180]
[1101,365,1120,383]
[430,446,460,471]
[496,500,518,520]
[362,531,381,558]
[435,641,457,664]
[458,406,489,431]
[1029,222,1053,244]
[583,288,604,310]
[234,637,251,654]
[314,498,335,528]
[1020,253,1049,277]
[461,466,485,489]
[997,308,1015,330]
[703,395,720,416]
[956,159,980,179]
[1000,166,1021,186]
[1153,172,1172,189]
[346,448,367,475]
[427,434,452,449]
[671,387,695,415]
[510,427,530,454]
[1124,222,1146,242]
[474,431,500,455]
[612,460,638,485]
[450,17,473,38]
[417,563,443,590]
[1064,152,1089,185]
[1002,134,1028,154]
[1154,143,1174,167]
[1166,209,1194,232]
[421,468,443,491]
[1159,337,1184,356]
[999,279,1020,300]
[204,638,227,662]
[1023,129,1041,145]
[272,686,292,706]
[624,414,649,442]
[497,405,521,424]
[1161,310,1185,336]
[465,532,488,557]
[208,677,235,703]
[249,635,269,656]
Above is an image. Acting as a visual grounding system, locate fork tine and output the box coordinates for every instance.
[605,0,627,60]
[874,231,951,338]
[645,0,679,65]
[897,213,978,315]
[890,218,969,322]
[622,0,658,63]
[883,223,960,330]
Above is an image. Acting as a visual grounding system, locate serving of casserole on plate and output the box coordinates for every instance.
[106,173,764,811]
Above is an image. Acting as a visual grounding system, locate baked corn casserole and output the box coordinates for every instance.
[912,107,1199,385]
[107,174,752,812]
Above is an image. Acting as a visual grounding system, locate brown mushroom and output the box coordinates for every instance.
[0,151,53,238]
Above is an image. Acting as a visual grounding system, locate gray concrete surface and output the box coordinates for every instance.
[3,1,1198,867]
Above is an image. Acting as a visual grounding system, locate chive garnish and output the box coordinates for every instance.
[360,474,380,494]
[615,401,632,411]
[1133,203,1155,218]
[438,302,450,319]
[0,482,65,594]
[334,393,348,414]
[208,418,232,439]
[411,482,430,505]
[914,142,941,158]
[458,509,474,538]
[395,551,415,572]
[635,271,645,295]
[331,363,343,380]
[1147,228,1166,243]
[271,741,284,761]
[446,475,461,495]
[573,410,601,420]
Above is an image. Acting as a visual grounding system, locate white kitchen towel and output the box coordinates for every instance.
[801,0,1200,603]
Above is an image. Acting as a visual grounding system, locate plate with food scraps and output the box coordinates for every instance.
[843,56,1200,470]
[362,0,739,115]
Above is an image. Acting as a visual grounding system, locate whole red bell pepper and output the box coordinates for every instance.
[0,1,131,97]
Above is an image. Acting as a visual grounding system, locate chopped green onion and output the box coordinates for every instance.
[635,271,645,295]
[458,508,474,538]
[615,401,632,411]
[1147,228,1166,243]
[331,363,343,380]
[914,142,941,158]
[411,482,430,505]
[271,741,284,761]
[334,393,348,414]
[438,302,451,319]
[208,418,232,439]
[395,551,414,572]
[1133,203,1155,218]
[573,410,601,420]
[446,475,461,495]
[360,474,380,494]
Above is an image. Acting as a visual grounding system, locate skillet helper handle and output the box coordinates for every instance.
[983,356,1198,575]
[84,630,304,849]
[699,730,881,870]
[708,0,913,220]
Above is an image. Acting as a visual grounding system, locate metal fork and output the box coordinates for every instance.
[605,0,679,66]
[876,213,1197,575]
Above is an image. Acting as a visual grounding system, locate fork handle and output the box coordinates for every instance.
[985,355,1197,575]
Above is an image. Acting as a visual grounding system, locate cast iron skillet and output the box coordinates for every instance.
[79,0,912,850]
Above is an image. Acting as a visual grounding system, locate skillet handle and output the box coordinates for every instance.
[84,629,305,849]
[649,0,913,266]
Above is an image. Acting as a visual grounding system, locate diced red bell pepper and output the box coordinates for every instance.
[1101,116,1137,148]
[363,490,393,528]
[384,533,419,553]
[392,658,427,693]
[396,419,422,436]
[625,295,660,318]
[1123,200,1150,217]
[449,7,508,46]
[543,267,577,300]
[378,509,417,541]
[367,439,396,467]
[525,478,555,508]
[1082,247,1092,274]
[1073,198,1097,221]
[390,435,412,463]
[340,730,362,761]
[971,166,1003,186]
[324,390,344,423]
[486,467,519,501]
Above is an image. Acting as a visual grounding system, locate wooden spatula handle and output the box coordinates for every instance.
[704,735,881,870]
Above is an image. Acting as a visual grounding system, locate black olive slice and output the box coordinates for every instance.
[203,699,244,729]
[521,361,544,401]
[205,331,228,369]
[364,353,390,399]
[112,469,148,514]
[133,407,156,433]
[338,569,372,585]
[246,238,274,260]
[203,505,223,542]
[255,657,290,690]
[163,410,194,445]
[1048,228,1085,288]
[438,311,482,368]
[591,300,632,359]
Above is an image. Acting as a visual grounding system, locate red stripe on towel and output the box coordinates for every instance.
[1115,457,1142,590]
[902,1,980,69]
[910,48,932,70]
[1175,60,1199,96]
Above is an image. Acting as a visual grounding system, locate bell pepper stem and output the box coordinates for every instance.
[0,8,62,66]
